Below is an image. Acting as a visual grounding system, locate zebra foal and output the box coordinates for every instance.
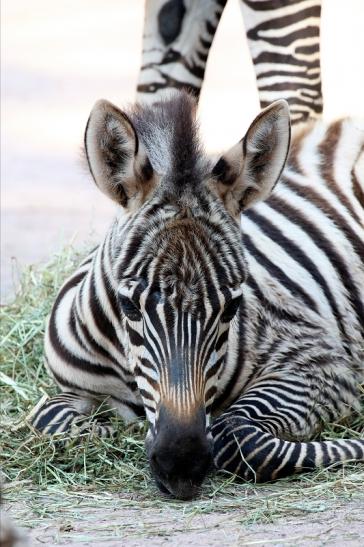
[30,92,364,499]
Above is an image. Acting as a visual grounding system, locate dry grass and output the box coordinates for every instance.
[1,247,363,543]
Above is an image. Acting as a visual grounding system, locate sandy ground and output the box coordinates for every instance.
[2,1,364,545]
[4,497,364,546]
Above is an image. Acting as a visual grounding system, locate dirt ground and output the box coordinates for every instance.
[2,1,364,545]
[4,496,364,546]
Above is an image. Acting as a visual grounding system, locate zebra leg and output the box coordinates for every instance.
[28,392,114,438]
[240,0,323,124]
[211,374,364,481]
[137,0,227,103]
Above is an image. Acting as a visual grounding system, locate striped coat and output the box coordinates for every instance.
[31,93,364,500]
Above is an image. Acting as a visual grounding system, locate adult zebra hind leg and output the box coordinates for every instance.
[28,392,115,438]
[240,0,323,125]
[137,0,227,102]
[211,374,364,482]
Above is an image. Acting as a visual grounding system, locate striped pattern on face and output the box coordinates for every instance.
[115,206,247,424]
[137,0,322,124]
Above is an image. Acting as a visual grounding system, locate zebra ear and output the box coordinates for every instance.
[84,99,156,210]
[211,100,290,216]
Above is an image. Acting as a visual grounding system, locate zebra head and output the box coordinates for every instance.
[85,92,290,499]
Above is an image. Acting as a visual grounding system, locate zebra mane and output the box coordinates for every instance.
[129,91,207,187]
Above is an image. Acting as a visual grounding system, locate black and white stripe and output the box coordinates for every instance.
[137,0,323,124]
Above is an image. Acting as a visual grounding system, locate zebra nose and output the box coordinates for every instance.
[148,407,213,499]
[150,436,213,500]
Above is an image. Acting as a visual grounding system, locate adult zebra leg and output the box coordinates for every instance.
[239,0,323,125]
[28,392,115,438]
[137,0,227,102]
[211,374,364,481]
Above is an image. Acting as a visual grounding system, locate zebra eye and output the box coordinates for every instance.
[221,296,241,322]
[119,295,142,322]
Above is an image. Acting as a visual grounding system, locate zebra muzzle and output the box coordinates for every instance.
[146,405,213,500]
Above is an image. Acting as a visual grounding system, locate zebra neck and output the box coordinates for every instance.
[76,227,129,354]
